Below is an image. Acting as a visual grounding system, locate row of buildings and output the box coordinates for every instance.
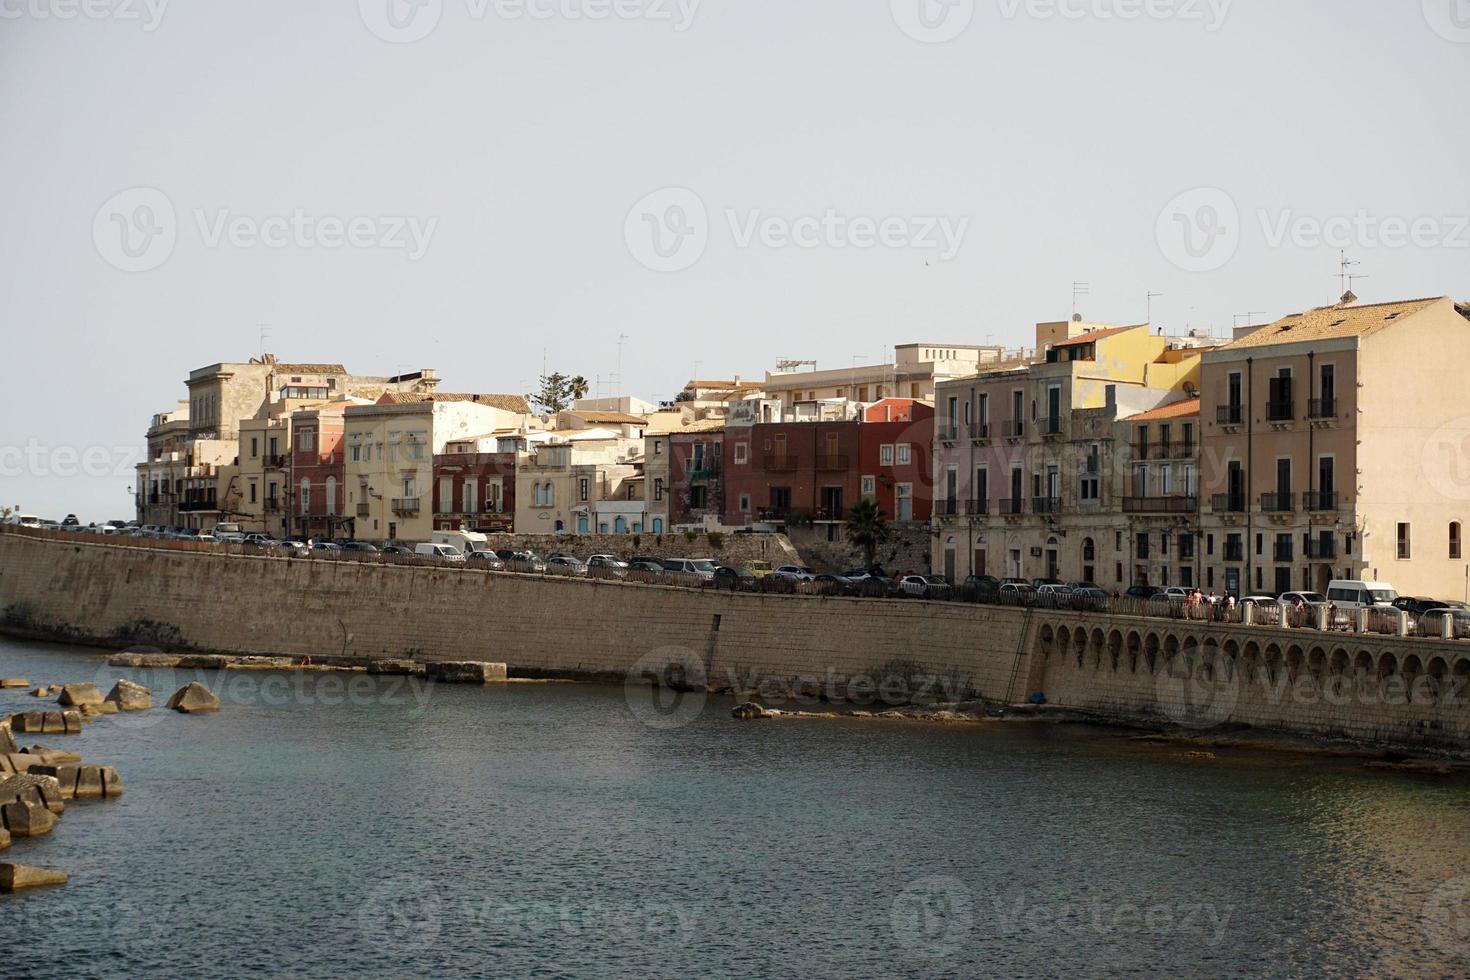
[932,294,1470,600]
[134,293,1470,599]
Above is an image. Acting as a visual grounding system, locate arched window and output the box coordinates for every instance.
[300,478,311,515]
[652,518,664,534]
[1452,522,1463,560]
[614,517,627,534]
[324,477,337,516]
[1083,537,1096,561]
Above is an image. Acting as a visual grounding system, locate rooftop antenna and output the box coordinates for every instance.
[1233,312,1267,334]
[1147,291,1164,327]
[614,333,628,394]
[1071,281,1090,320]
[257,323,271,358]
[1337,250,1367,301]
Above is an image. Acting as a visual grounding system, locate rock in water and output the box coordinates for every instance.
[105,680,151,711]
[57,683,104,707]
[1,798,58,836]
[0,826,8,850]
[0,863,68,891]
[18,745,80,765]
[0,773,65,814]
[0,724,15,755]
[166,682,220,714]
[732,702,768,719]
[0,678,28,689]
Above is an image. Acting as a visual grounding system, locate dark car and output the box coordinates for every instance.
[627,559,665,574]
[381,544,413,556]
[811,573,855,596]
[340,541,378,553]
[960,575,1002,601]
[1125,585,1164,601]
[1393,596,1454,617]
[712,566,758,591]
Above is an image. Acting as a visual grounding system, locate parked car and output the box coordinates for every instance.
[771,565,816,582]
[340,541,379,553]
[274,540,311,557]
[242,533,275,547]
[960,575,1002,601]
[584,555,628,578]
[209,522,246,543]
[414,543,466,563]
[495,550,547,572]
[1036,583,1076,608]
[659,558,716,582]
[626,559,664,574]
[1125,585,1163,601]
[741,560,775,578]
[898,574,952,599]
[466,551,507,570]
[1417,606,1470,638]
[998,582,1037,605]
[311,541,342,552]
[380,544,414,556]
[713,565,759,591]
[812,573,855,596]
[547,556,588,576]
[1070,586,1110,612]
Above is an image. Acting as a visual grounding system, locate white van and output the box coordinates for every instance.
[209,522,245,542]
[1326,580,1398,610]
[9,514,42,528]
[432,529,488,553]
[415,542,466,563]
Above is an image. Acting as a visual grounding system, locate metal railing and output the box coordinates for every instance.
[935,500,961,518]
[1036,417,1063,437]
[997,498,1025,516]
[1001,420,1025,440]
[1261,492,1296,513]
[1307,397,1338,419]
[763,456,798,473]
[1032,496,1063,515]
[1266,400,1294,422]
[969,423,991,441]
[1123,495,1197,515]
[1217,404,1244,425]
[1304,491,1340,512]
[1212,494,1246,514]
[966,499,989,516]
[391,497,421,514]
[1305,538,1337,560]
[815,455,850,472]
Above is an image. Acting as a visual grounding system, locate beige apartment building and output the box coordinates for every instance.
[514,436,647,536]
[1199,295,1470,599]
[932,322,1207,584]
[345,393,528,544]
[1116,399,1202,589]
[763,343,1028,416]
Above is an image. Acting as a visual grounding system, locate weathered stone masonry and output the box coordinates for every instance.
[2,531,1468,754]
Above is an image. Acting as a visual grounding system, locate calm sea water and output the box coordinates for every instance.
[2,635,1469,979]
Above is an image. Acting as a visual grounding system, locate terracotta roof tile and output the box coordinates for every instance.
[272,363,348,374]
[1052,324,1144,349]
[1123,398,1200,422]
[377,392,531,413]
[1225,297,1447,350]
[567,411,648,425]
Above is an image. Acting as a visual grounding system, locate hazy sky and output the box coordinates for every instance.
[2,0,1467,520]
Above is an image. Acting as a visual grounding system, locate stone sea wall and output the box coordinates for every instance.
[3,530,1469,754]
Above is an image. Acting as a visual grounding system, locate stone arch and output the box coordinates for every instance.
[1329,648,1350,676]
[1090,629,1106,671]
[1262,643,1284,687]
[1374,651,1398,680]
[1107,630,1123,672]
[1286,644,1306,682]
[1307,646,1328,679]
[1126,631,1142,673]
[1222,639,1241,682]
[1144,633,1161,674]
[1423,656,1450,706]
[1453,657,1470,687]
[1164,634,1181,659]
[1037,623,1055,662]
[1241,641,1261,685]
[1057,626,1072,665]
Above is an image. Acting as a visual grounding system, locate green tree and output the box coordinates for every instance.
[844,499,889,567]
[532,372,590,415]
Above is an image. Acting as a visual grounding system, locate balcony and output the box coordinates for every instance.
[966,499,989,516]
[1001,420,1025,441]
[689,466,722,482]
[1123,495,1198,515]
[1260,492,1296,513]
[1305,538,1338,560]
[815,454,851,472]
[935,500,961,518]
[1273,543,1295,563]
[264,499,281,513]
[1212,494,1246,514]
[357,503,370,518]
[1217,404,1244,426]
[1304,491,1340,512]
[1032,497,1063,515]
[265,454,288,470]
[756,507,789,522]
[936,423,961,442]
[997,498,1025,516]
[1224,542,1245,562]
[1156,442,1195,460]
[1307,397,1338,420]
[969,423,991,442]
[179,496,217,513]
[391,497,421,515]
[1266,400,1294,423]
[1036,417,1064,438]
[763,456,798,473]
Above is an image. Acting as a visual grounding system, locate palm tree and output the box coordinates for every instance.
[844,499,889,568]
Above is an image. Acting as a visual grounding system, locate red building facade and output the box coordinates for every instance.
[291,407,348,539]
[722,409,933,526]
[432,453,517,532]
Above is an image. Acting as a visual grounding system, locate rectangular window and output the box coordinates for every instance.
[654,478,664,502]
[1398,523,1412,560]
[1452,523,1463,561]
[250,437,258,458]
[739,494,751,512]
[896,444,911,465]
[579,478,590,502]
[734,444,748,465]
[300,430,313,451]
[880,445,895,466]
[861,475,876,496]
